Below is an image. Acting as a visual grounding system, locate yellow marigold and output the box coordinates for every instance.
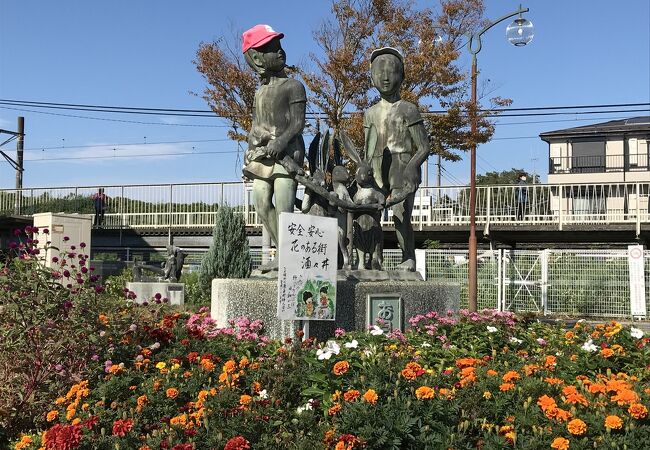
[331,390,341,402]
[71,418,81,426]
[55,397,65,405]
[166,388,179,399]
[502,371,521,383]
[333,361,350,376]
[415,386,435,400]
[600,348,614,358]
[500,383,515,392]
[604,415,623,430]
[551,437,570,450]
[343,389,361,402]
[363,389,378,404]
[567,419,587,436]
[46,410,59,422]
[604,322,622,337]
[483,391,492,399]
[65,408,75,421]
[628,403,648,419]
[486,369,498,377]
[222,360,237,374]
[328,403,342,415]
[240,394,252,405]
[15,435,32,450]
[155,362,166,370]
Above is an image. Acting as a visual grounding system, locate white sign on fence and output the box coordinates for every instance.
[277,212,338,321]
[627,245,647,317]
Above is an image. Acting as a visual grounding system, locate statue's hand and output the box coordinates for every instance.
[265,140,282,158]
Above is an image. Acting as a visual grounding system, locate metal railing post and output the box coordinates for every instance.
[120,186,125,229]
[558,186,564,231]
[636,182,641,238]
[485,187,491,233]
[541,249,549,315]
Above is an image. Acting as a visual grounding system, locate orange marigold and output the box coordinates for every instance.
[611,389,639,406]
[201,359,215,372]
[240,394,252,405]
[628,403,648,420]
[166,388,179,399]
[455,357,479,368]
[551,437,570,450]
[328,403,342,415]
[545,377,564,386]
[567,419,587,436]
[499,383,515,392]
[600,348,614,358]
[343,390,360,402]
[588,383,606,394]
[415,386,435,400]
[544,355,557,370]
[46,410,59,422]
[502,371,521,383]
[363,389,378,404]
[222,360,237,374]
[604,415,623,430]
[333,361,350,376]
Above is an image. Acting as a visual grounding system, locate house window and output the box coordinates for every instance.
[571,140,606,173]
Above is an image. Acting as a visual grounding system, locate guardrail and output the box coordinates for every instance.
[2,181,649,234]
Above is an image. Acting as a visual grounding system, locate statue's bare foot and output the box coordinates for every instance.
[258,259,279,273]
[396,259,416,272]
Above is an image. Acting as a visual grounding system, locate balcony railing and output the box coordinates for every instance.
[549,154,650,174]
[1,181,649,235]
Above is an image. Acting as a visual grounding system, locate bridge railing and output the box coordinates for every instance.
[2,181,649,232]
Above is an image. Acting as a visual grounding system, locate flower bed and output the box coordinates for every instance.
[10,307,650,449]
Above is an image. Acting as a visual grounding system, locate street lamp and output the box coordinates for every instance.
[467,6,533,312]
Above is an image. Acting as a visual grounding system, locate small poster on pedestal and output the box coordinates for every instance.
[277,212,338,321]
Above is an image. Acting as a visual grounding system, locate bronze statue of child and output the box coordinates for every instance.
[241,24,307,271]
[364,47,430,271]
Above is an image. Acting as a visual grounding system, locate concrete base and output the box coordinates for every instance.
[211,278,459,341]
[126,282,185,306]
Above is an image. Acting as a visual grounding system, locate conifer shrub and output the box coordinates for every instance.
[198,205,251,296]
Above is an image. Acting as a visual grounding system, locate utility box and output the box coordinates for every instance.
[32,213,92,268]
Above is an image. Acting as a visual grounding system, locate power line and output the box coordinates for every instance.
[20,138,232,152]
[25,149,240,163]
[0,106,228,128]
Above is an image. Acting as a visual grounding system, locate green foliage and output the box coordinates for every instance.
[180,271,210,307]
[198,204,251,295]
[476,168,541,186]
[422,239,441,249]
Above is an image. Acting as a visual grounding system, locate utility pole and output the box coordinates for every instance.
[16,117,24,189]
[436,154,442,187]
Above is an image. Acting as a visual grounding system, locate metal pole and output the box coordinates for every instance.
[15,117,24,189]
[468,56,478,312]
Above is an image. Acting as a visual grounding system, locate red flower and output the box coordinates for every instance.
[171,445,194,450]
[112,418,133,436]
[44,424,83,450]
[83,416,99,430]
[224,436,251,450]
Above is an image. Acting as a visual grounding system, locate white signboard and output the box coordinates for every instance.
[628,245,647,317]
[277,212,338,321]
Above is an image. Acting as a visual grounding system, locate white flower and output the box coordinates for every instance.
[486,326,498,333]
[344,339,359,349]
[296,399,314,414]
[316,340,341,360]
[325,340,341,355]
[581,339,598,352]
[421,342,432,348]
[316,348,333,360]
[258,389,268,399]
[510,337,523,344]
[369,325,384,336]
[630,327,645,339]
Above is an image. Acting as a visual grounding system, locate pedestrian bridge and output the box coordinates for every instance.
[1,181,649,240]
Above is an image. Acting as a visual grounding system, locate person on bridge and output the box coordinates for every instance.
[92,188,108,228]
[516,173,528,221]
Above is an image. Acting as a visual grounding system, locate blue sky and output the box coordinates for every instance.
[0,0,648,189]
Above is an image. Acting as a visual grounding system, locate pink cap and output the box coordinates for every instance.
[242,24,284,53]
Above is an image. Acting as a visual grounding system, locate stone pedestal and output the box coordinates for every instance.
[211,276,459,341]
[126,282,185,306]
